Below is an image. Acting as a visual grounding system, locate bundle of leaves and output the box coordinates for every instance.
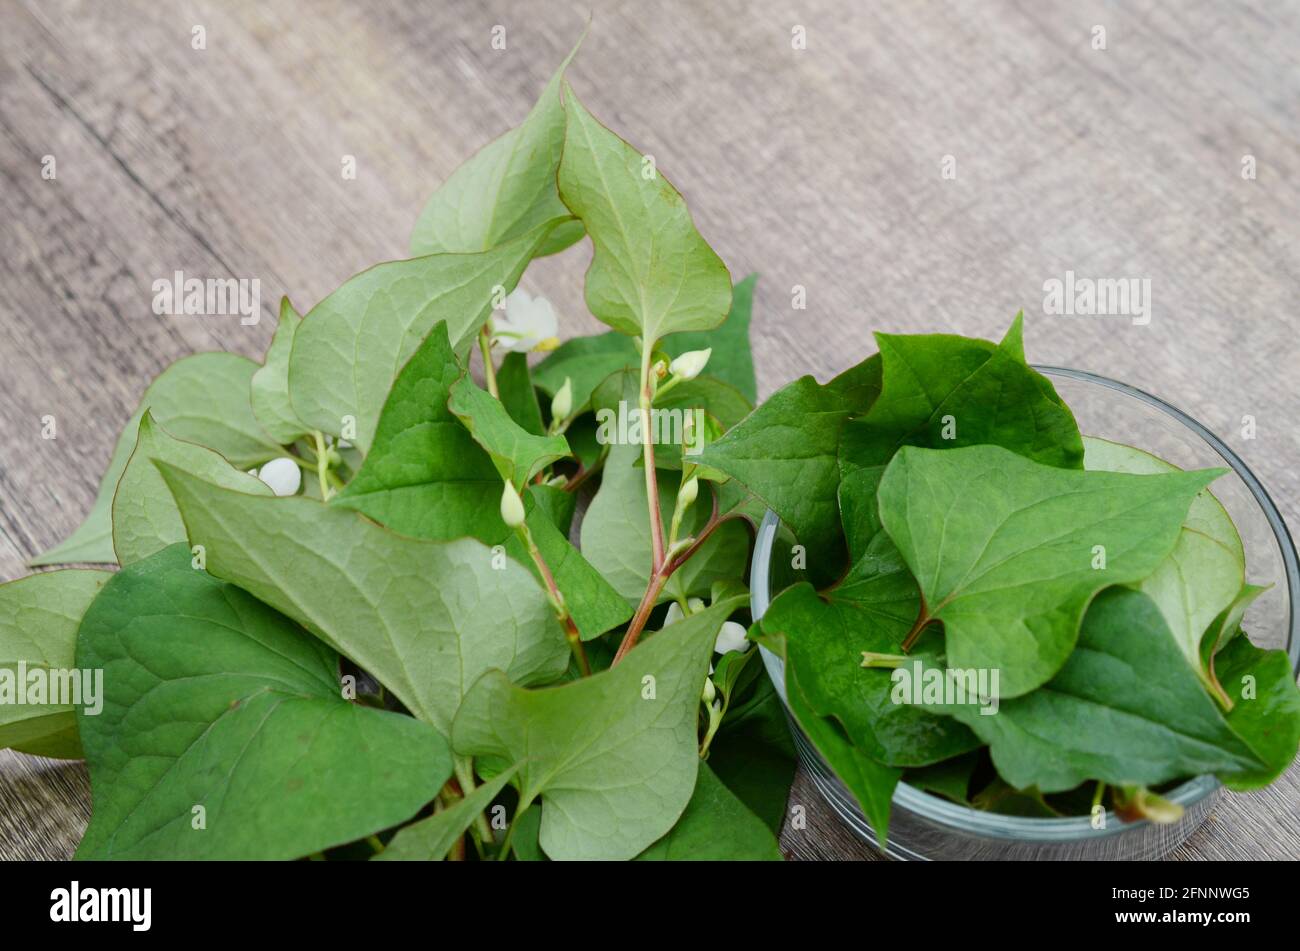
[4,38,795,861]
[715,314,1300,843]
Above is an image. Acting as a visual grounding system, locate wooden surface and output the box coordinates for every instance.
[1,0,1297,861]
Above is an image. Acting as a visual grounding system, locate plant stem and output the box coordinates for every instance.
[562,454,606,494]
[479,325,499,398]
[453,757,493,848]
[312,431,334,501]
[638,341,666,571]
[901,603,931,652]
[612,496,726,665]
[516,521,590,676]
[496,806,525,861]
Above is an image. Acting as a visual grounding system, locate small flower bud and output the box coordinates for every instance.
[551,377,573,422]
[678,476,699,510]
[702,677,717,705]
[669,347,711,381]
[500,480,526,528]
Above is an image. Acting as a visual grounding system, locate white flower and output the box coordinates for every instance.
[662,598,706,628]
[669,347,711,381]
[550,377,573,422]
[499,480,526,528]
[256,457,301,497]
[492,289,558,352]
[714,621,749,655]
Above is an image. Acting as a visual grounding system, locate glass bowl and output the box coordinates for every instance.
[750,366,1300,860]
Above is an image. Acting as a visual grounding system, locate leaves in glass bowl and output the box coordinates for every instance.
[877,443,1220,697]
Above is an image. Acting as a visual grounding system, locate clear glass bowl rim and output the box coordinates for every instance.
[750,365,1300,840]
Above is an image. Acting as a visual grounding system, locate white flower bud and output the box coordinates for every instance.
[669,347,711,381]
[257,457,302,497]
[551,377,573,422]
[678,476,699,510]
[714,621,749,655]
[500,480,526,528]
[702,677,717,705]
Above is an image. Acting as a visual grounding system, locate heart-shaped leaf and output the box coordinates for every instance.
[159,467,569,733]
[878,444,1219,697]
[451,604,728,860]
[557,87,731,343]
[76,545,451,859]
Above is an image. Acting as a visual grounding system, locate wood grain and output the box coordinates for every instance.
[1,0,1297,860]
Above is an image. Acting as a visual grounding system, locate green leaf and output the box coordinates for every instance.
[158,467,569,734]
[878,444,1219,697]
[75,545,451,859]
[580,443,747,605]
[328,325,623,639]
[533,275,760,409]
[762,583,979,767]
[1083,436,1245,696]
[375,764,521,861]
[451,603,728,860]
[636,762,782,860]
[0,569,110,758]
[665,273,758,402]
[410,39,582,257]
[448,373,570,487]
[533,333,639,413]
[705,670,797,833]
[510,805,545,861]
[497,352,546,436]
[924,587,1264,792]
[331,322,505,544]
[700,357,881,570]
[516,487,631,640]
[287,226,555,454]
[784,662,900,846]
[1214,635,1300,790]
[32,352,280,566]
[112,412,272,565]
[557,87,732,342]
[840,324,1083,481]
[250,298,310,445]
[905,752,980,805]
[1201,583,1268,671]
